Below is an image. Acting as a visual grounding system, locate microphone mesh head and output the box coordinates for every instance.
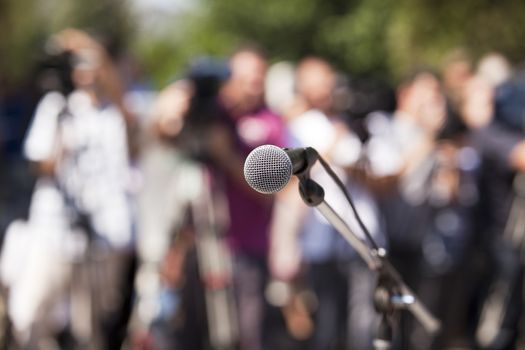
[244,145,293,194]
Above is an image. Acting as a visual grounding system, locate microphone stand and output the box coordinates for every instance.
[295,148,441,350]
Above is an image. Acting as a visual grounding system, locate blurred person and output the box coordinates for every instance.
[133,46,286,350]
[364,69,478,349]
[0,48,77,349]
[460,66,525,349]
[214,47,287,350]
[269,57,384,350]
[1,29,137,349]
[133,60,237,350]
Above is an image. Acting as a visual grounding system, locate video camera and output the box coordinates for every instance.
[175,57,231,162]
[35,49,75,96]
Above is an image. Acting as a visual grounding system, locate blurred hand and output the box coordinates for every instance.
[152,81,193,138]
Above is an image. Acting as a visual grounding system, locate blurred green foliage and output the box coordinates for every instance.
[3,0,525,89]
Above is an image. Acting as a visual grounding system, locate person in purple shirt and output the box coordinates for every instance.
[211,46,287,350]
[187,48,286,258]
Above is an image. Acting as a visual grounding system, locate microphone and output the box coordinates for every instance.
[243,145,313,194]
[244,146,443,337]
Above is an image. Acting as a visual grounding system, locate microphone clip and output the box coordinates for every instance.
[293,147,324,206]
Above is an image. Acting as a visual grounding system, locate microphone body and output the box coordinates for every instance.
[243,145,315,194]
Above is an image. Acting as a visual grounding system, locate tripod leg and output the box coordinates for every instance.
[192,165,238,350]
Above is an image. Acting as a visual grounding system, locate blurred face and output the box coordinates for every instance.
[227,50,267,105]
[398,73,447,134]
[443,60,472,98]
[71,49,100,89]
[296,60,336,113]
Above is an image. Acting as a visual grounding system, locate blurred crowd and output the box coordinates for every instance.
[2,28,525,350]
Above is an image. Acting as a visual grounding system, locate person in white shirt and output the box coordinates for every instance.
[269,57,384,350]
[3,29,136,349]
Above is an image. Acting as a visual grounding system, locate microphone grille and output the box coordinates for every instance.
[244,145,293,194]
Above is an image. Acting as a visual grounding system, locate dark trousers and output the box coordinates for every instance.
[233,254,268,350]
[307,259,377,350]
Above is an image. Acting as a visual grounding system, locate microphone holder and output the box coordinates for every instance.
[294,148,441,349]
